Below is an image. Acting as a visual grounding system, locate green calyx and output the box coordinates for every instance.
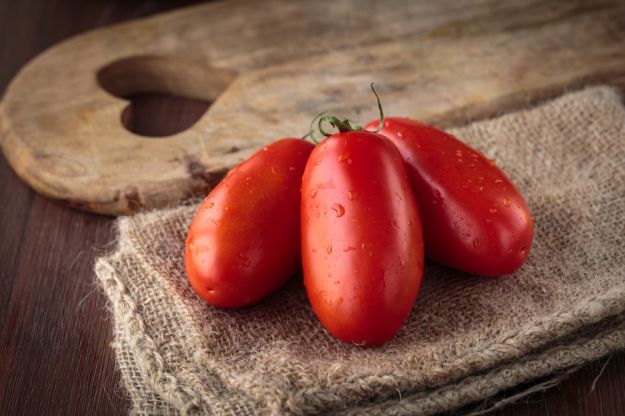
[302,83,385,144]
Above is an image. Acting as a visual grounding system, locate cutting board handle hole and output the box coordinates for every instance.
[97,55,237,137]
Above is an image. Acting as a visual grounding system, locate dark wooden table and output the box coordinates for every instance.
[1,1,624,415]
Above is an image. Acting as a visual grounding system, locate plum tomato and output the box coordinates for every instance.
[366,118,534,276]
[301,130,424,346]
[185,138,314,308]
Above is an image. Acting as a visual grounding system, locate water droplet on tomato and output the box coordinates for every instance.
[289,166,296,171]
[338,152,350,162]
[348,191,359,200]
[397,131,403,138]
[331,203,345,217]
[309,188,318,198]
[317,179,335,190]
[472,238,480,248]
[471,152,479,159]
[263,146,269,151]
[486,218,492,223]
[334,280,340,285]
[326,244,333,254]
[520,247,527,257]
[347,157,353,164]
[343,246,357,252]
[205,202,214,209]
[489,207,498,214]
[503,197,511,207]
[494,179,504,184]
[400,259,406,269]
[271,167,277,175]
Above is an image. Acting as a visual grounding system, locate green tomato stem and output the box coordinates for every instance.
[305,83,385,140]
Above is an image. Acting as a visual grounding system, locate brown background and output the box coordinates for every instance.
[1,1,624,415]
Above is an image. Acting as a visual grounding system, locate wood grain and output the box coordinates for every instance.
[2,0,625,214]
[1,1,625,416]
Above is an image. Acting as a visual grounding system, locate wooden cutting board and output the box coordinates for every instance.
[1,0,625,215]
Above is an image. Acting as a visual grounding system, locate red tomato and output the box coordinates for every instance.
[301,131,424,346]
[185,138,314,308]
[365,118,534,276]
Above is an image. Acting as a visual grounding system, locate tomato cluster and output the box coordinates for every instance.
[185,87,534,346]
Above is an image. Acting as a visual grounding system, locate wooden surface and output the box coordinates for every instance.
[1,1,625,415]
[3,0,625,215]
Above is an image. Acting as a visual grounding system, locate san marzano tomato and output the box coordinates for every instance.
[301,130,424,346]
[185,138,314,308]
[366,118,534,276]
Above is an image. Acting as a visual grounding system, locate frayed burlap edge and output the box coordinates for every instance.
[336,316,625,415]
[97,247,260,416]
[97,245,625,415]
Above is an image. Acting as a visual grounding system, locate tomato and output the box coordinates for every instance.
[365,118,534,276]
[301,130,424,346]
[185,138,314,308]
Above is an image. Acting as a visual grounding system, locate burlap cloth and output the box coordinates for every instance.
[95,86,625,415]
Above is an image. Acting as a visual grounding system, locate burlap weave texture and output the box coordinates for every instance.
[96,86,625,415]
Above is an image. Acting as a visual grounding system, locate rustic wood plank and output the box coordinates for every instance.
[0,2,205,416]
[2,0,625,214]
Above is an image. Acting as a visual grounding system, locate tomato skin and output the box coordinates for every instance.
[365,118,534,276]
[185,138,314,308]
[301,131,424,346]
